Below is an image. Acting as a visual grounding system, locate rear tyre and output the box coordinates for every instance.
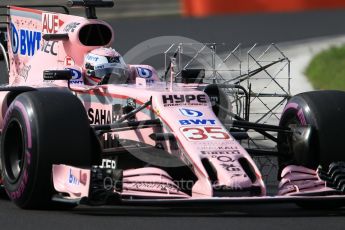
[0,90,93,209]
[0,48,3,61]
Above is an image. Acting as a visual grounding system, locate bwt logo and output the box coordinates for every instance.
[180,108,203,117]
[179,119,216,125]
[11,23,42,56]
[66,68,83,84]
[68,169,80,186]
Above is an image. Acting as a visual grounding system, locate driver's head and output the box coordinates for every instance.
[84,47,129,85]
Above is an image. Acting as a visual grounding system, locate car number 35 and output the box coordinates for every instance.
[180,126,231,141]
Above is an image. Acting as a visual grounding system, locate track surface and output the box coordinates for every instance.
[1,9,345,229]
[1,195,345,230]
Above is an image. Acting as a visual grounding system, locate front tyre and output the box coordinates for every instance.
[0,90,93,209]
[278,90,345,171]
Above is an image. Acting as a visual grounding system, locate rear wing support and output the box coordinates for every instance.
[67,0,114,19]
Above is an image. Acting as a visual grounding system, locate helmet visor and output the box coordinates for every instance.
[89,63,130,84]
[93,67,113,78]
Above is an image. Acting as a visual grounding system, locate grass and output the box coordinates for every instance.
[306,45,345,90]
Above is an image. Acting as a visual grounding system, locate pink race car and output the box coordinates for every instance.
[0,1,345,210]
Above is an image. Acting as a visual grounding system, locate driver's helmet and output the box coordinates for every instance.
[84,47,130,85]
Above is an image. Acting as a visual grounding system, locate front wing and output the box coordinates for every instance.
[51,164,345,208]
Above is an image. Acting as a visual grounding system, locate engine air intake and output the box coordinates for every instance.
[79,24,112,46]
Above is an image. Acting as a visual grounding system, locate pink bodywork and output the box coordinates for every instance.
[2,6,331,201]
[52,84,266,198]
[52,165,91,199]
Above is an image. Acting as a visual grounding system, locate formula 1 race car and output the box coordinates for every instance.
[0,1,345,210]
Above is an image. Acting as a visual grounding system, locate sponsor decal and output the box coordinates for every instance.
[41,40,58,56]
[137,67,152,78]
[10,23,19,54]
[162,94,207,107]
[18,64,31,81]
[85,53,99,62]
[201,150,241,155]
[196,143,237,151]
[209,95,219,104]
[179,108,203,117]
[10,23,42,56]
[218,146,240,150]
[99,159,117,169]
[215,155,235,163]
[64,56,75,66]
[202,152,243,173]
[125,182,179,193]
[136,77,154,87]
[66,68,83,84]
[68,169,87,186]
[179,119,216,125]
[63,22,80,33]
[88,106,122,125]
[42,13,64,34]
[220,163,241,172]
[94,64,105,70]
[181,126,231,141]
[200,153,236,165]
[68,169,80,185]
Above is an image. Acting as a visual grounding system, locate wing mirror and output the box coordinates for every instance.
[43,70,73,81]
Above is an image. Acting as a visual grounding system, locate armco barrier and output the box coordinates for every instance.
[182,0,345,17]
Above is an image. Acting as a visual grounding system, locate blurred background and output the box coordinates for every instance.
[5,0,345,18]
[2,0,345,55]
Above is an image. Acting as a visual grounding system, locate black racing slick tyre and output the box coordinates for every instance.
[278,90,345,172]
[0,48,3,61]
[0,90,92,209]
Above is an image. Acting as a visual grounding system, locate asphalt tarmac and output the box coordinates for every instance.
[1,9,345,230]
[1,194,345,230]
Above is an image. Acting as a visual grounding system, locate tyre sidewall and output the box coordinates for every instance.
[279,90,345,171]
[1,90,93,209]
[278,96,319,169]
[1,99,40,207]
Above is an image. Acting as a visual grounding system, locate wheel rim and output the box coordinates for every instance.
[278,116,300,168]
[3,119,25,183]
